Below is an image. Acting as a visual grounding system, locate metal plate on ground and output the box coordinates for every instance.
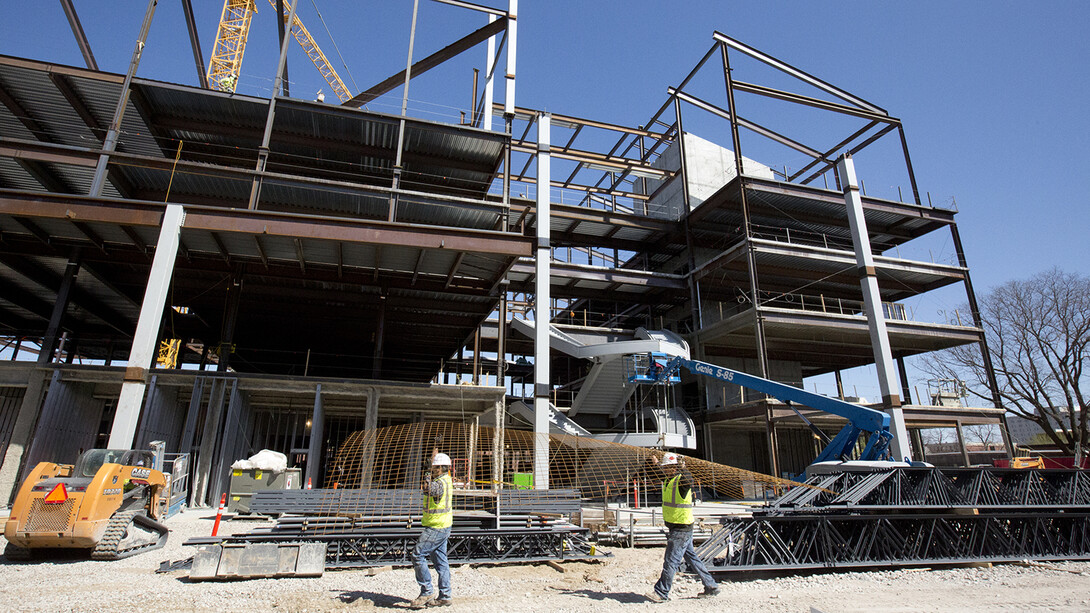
[188,542,326,580]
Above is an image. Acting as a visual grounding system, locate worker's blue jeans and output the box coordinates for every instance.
[412,526,452,599]
[653,527,718,599]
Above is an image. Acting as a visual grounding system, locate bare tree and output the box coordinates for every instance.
[963,424,999,448]
[923,269,1089,455]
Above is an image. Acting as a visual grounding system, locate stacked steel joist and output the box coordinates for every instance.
[185,488,603,577]
[697,466,1090,572]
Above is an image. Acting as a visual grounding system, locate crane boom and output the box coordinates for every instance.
[268,0,351,103]
[630,354,895,467]
[206,0,352,102]
[208,0,257,93]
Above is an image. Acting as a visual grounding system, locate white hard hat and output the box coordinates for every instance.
[661,452,679,466]
[432,453,452,466]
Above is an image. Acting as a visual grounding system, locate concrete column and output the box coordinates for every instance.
[504,0,517,117]
[483,14,496,131]
[0,368,51,506]
[306,384,324,487]
[533,113,550,490]
[492,396,505,495]
[837,155,910,460]
[364,386,380,431]
[108,204,185,450]
[359,387,380,488]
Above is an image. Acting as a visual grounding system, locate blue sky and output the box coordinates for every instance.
[4,1,1088,398]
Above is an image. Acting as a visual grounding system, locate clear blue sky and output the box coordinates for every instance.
[4,1,1088,397]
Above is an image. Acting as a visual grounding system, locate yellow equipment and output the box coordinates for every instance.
[207,0,351,102]
[1010,456,1046,469]
[4,448,170,560]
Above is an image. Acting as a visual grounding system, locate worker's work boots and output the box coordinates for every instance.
[409,594,434,609]
[698,586,721,598]
[426,597,453,607]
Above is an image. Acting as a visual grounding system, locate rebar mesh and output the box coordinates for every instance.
[311,422,798,527]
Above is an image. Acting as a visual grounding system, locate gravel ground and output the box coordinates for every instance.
[3,508,1090,613]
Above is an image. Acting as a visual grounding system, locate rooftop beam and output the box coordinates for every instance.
[344,16,508,108]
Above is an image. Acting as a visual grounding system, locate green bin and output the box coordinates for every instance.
[512,472,534,490]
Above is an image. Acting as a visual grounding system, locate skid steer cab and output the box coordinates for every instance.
[4,448,171,561]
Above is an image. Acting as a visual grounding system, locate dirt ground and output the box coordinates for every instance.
[2,509,1090,613]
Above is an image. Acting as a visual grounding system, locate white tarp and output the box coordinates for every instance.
[231,449,289,472]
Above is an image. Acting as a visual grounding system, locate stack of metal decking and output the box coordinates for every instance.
[184,487,607,580]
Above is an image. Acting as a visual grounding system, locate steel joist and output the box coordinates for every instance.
[774,467,1090,511]
[697,512,1090,572]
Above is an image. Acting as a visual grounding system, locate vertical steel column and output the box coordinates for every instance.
[88,0,157,197]
[247,0,299,210]
[897,357,914,404]
[108,204,185,450]
[306,384,324,487]
[497,280,509,391]
[387,0,420,222]
[950,224,1004,412]
[38,255,81,365]
[837,154,910,460]
[897,125,922,205]
[180,0,208,89]
[372,294,386,378]
[721,42,776,475]
[60,0,98,70]
[954,419,970,467]
[217,274,242,372]
[533,112,550,490]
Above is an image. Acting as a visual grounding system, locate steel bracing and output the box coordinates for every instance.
[697,512,1090,572]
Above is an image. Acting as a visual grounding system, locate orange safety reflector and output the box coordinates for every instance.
[43,483,68,504]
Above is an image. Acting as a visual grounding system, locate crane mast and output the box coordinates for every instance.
[207,0,352,103]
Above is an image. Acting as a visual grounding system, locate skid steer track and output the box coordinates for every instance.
[91,511,169,560]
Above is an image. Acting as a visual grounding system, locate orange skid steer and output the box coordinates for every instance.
[4,448,170,560]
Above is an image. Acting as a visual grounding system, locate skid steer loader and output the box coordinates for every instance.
[4,448,170,560]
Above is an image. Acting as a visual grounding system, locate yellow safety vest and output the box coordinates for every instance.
[422,473,454,528]
[661,474,694,525]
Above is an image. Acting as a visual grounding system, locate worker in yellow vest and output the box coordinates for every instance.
[409,452,454,609]
[646,452,720,602]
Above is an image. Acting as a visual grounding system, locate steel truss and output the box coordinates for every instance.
[698,512,1090,572]
[775,467,1090,511]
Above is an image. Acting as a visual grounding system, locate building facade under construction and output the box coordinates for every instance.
[0,0,1009,507]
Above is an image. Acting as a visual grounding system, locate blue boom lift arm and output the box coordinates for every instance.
[636,355,894,466]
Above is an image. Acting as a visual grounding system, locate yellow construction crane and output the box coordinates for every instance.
[207,0,351,102]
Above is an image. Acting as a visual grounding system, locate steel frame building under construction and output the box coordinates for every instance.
[0,0,1009,507]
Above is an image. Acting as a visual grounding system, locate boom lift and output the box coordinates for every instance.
[626,354,897,474]
[208,0,351,102]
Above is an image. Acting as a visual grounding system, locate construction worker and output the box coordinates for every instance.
[646,452,720,602]
[409,452,454,609]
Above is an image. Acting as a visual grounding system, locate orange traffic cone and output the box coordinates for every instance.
[211,492,226,536]
[306,477,312,490]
